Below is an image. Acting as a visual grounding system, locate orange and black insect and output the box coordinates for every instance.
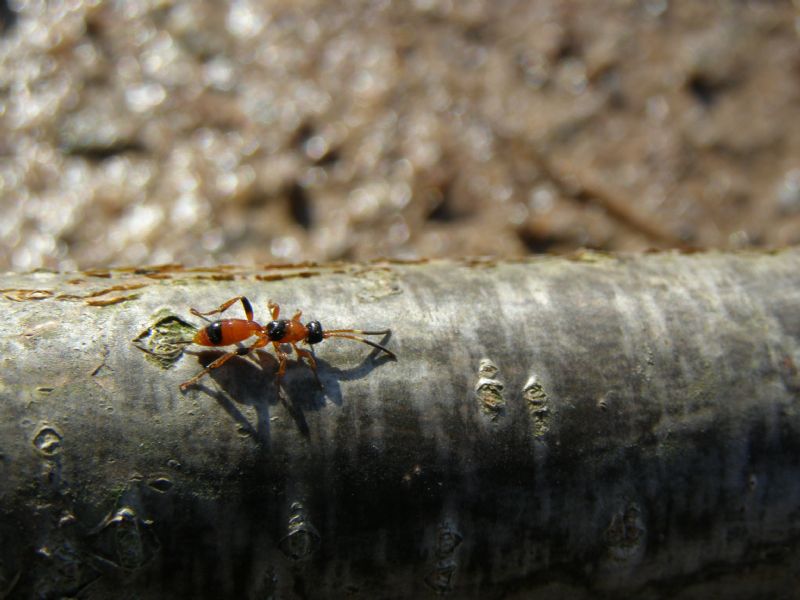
[179,296,395,391]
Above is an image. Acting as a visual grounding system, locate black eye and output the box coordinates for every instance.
[207,321,223,344]
[307,321,323,344]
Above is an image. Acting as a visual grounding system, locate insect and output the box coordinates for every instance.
[179,296,395,391]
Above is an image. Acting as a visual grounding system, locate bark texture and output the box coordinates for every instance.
[0,252,799,599]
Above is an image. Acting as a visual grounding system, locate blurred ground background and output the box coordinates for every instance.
[0,0,798,270]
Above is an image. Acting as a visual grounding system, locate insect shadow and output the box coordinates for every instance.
[186,335,393,444]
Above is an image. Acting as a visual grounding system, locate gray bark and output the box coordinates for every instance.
[1,252,799,599]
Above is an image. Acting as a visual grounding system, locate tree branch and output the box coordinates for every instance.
[1,252,799,598]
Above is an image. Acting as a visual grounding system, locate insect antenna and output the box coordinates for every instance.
[323,329,396,360]
[324,328,391,335]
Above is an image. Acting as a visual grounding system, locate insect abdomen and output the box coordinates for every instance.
[194,319,258,346]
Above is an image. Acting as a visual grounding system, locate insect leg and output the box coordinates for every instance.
[292,343,322,388]
[180,333,267,390]
[190,296,254,321]
[268,300,280,320]
[271,341,291,400]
